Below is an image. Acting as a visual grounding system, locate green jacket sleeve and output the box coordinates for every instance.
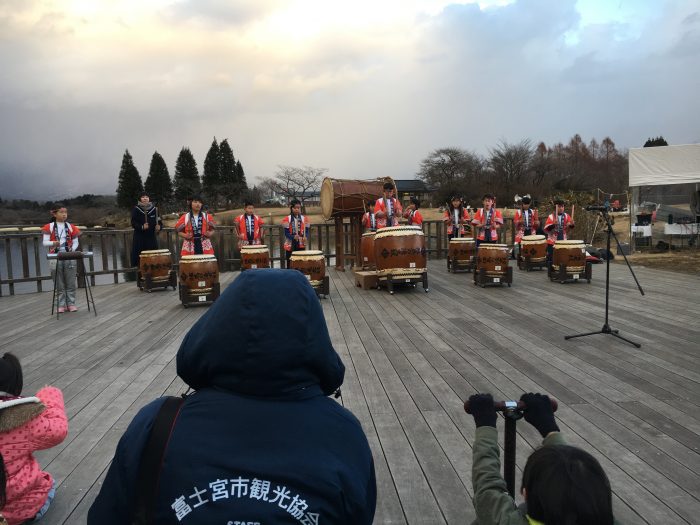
[472,428,567,525]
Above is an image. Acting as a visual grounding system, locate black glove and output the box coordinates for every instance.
[468,393,497,428]
[521,393,559,438]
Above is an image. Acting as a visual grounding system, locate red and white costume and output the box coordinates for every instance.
[282,213,309,252]
[404,209,423,227]
[175,211,216,255]
[373,197,402,229]
[362,211,378,232]
[41,221,80,253]
[544,212,574,245]
[443,208,471,236]
[514,208,539,243]
[471,207,503,242]
[235,213,264,249]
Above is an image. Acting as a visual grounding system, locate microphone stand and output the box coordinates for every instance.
[565,207,644,348]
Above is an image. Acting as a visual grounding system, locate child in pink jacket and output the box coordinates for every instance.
[0,353,68,525]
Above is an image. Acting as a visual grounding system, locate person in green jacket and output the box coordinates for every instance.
[467,392,615,525]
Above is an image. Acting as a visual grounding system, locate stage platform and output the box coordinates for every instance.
[1,262,698,524]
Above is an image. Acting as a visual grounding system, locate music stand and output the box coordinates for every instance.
[48,251,97,318]
[565,207,643,348]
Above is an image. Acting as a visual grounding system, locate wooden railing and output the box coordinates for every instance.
[0,219,515,295]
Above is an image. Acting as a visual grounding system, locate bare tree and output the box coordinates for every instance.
[417,147,485,203]
[268,165,327,209]
[488,139,533,198]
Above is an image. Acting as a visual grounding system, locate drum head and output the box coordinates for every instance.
[522,235,545,241]
[320,178,334,220]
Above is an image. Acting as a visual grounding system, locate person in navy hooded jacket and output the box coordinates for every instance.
[88,269,376,524]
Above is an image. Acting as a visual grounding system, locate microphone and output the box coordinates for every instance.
[585,205,609,212]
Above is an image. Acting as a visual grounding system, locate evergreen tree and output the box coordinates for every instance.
[116,149,144,209]
[173,147,201,202]
[219,139,236,205]
[643,136,669,147]
[202,138,221,206]
[144,151,173,205]
[235,160,247,190]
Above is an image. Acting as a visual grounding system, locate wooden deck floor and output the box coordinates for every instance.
[1,261,698,524]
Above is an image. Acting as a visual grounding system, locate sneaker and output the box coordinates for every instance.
[68,305,78,312]
[57,307,66,313]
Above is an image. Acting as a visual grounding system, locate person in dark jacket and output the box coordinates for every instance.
[88,269,376,524]
[131,192,163,267]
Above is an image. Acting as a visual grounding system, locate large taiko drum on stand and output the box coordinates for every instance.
[139,249,172,281]
[520,235,547,261]
[290,250,326,286]
[449,238,476,263]
[361,232,376,269]
[374,226,427,277]
[240,245,270,270]
[553,240,586,272]
[476,244,509,276]
[179,254,220,306]
[320,177,395,219]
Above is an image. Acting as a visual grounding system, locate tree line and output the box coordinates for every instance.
[115,138,249,210]
[418,134,632,207]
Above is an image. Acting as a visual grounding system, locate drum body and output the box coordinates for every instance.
[553,240,586,272]
[476,244,509,275]
[448,238,476,262]
[139,249,172,281]
[290,250,326,286]
[361,232,376,269]
[320,177,395,219]
[520,235,546,261]
[374,226,427,277]
[240,245,270,270]
[179,255,219,292]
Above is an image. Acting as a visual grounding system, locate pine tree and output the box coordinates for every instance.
[235,160,247,190]
[116,149,144,209]
[144,151,173,205]
[219,139,236,206]
[202,138,221,207]
[173,147,201,202]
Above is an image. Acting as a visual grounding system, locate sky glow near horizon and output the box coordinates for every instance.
[0,0,698,199]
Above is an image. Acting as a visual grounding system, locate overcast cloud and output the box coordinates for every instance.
[0,0,698,199]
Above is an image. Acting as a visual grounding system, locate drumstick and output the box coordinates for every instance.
[570,204,575,224]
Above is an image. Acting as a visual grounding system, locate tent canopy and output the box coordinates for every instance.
[629,144,700,187]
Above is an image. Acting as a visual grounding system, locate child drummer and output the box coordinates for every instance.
[513,195,540,259]
[362,200,377,232]
[443,195,471,239]
[403,197,424,227]
[175,195,216,256]
[543,198,575,265]
[471,193,503,247]
[374,182,402,229]
[42,204,81,312]
[282,199,310,267]
[236,201,265,249]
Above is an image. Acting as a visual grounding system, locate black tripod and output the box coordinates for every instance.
[565,207,644,348]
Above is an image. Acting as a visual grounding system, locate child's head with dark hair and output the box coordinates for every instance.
[0,353,23,396]
[410,197,420,209]
[51,204,68,223]
[522,444,613,525]
[383,182,394,191]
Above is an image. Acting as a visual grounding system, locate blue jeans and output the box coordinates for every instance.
[33,479,56,521]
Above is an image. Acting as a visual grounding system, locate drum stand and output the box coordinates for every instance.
[379,271,429,295]
[517,255,547,272]
[138,270,177,292]
[179,282,220,308]
[51,255,97,319]
[312,276,330,299]
[473,266,513,287]
[547,261,592,283]
[565,207,644,348]
[448,256,476,273]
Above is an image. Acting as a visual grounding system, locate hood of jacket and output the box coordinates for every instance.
[177,269,344,400]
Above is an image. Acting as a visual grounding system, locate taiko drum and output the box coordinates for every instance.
[240,245,270,270]
[374,226,426,276]
[361,232,376,269]
[139,249,172,281]
[290,250,326,286]
[448,238,476,262]
[179,254,219,292]
[520,235,547,261]
[553,240,586,272]
[476,244,509,275]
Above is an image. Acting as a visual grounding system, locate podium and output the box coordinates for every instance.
[47,251,97,318]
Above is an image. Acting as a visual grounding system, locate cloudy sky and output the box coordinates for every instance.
[1,0,698,199]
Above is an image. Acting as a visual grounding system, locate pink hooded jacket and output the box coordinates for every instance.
[0,386,68,525]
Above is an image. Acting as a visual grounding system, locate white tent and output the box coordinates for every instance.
[628,144,700,250]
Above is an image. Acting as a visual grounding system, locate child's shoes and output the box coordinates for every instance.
[67,305,78,312]
[57,307,66,313]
